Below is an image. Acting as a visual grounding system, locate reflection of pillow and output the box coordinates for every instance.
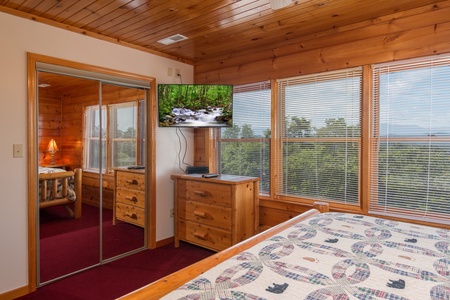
[38,167,66,174]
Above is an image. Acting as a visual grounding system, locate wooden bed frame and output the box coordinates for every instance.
[119,202,329,300]
[39,168,82,219]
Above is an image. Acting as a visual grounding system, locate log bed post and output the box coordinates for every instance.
[73,168,82,219]
[313,201,329,213]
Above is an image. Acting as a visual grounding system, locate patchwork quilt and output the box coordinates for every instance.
[162,212,450,300]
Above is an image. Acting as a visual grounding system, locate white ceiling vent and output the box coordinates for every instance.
[157,34,188,45]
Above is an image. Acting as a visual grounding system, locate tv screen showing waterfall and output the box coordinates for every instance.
[158,84,233,128]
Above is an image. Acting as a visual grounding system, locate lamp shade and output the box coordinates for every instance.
[47,139,59,153]
[269,0,292,10]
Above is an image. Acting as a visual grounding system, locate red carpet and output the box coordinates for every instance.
[17,241,214,300]
[21,204,214,299]
[39,204,145,282]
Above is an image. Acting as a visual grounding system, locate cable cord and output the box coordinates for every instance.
[176,128,192,173]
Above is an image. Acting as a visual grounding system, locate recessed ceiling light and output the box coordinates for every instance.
[157,34,188,45]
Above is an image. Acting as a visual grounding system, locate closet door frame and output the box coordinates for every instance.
[27,52,157,291]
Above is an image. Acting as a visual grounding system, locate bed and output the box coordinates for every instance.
[120,202,450,299]
[38,167,82,219]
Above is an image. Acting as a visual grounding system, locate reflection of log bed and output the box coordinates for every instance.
[39,168,82,219]
[121,201,450,299]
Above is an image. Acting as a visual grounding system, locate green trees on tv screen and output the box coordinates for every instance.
[158,85,232,123]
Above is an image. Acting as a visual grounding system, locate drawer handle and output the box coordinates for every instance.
[193,210,207,218]
[193,190,208,197]
[125,213,138,220]
[126,179,139,185]
[125,196,138,203]
[193,232,208,240]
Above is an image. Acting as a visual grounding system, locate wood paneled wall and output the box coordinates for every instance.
[60,82,98,169]
[193,128,218,173]
[194,2,450,85]
[193,2,450,229]
[38,89,62,165]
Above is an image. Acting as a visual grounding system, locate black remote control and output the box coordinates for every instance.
[127,165,145,170]
[202,173,219,178]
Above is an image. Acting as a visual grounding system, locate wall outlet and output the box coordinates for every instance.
[170,209,174,218]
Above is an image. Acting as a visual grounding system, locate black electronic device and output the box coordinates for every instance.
[127,165,145,170]
[185,166,209,174]
[202,173,219,178]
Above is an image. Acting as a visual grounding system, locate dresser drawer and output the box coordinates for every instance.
[185,181,231,206]
[116,187,145,209]
[115,202,145,227]
[178,200,231,231]
[116,171,145,191]
[178,220,232,251]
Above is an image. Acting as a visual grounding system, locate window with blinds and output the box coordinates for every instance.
[277,68,362,204]
[109,101,138,168]
[371,54,450,223]
[219,82,271,194]
[84,105,107,173]
[84,101,144,173]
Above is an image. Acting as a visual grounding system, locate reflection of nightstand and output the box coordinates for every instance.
[40,164,70,170]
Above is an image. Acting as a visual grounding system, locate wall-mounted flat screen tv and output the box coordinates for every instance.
[158,84,233,128]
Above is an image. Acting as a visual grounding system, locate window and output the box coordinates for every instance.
[84,105,106,173]
[109,102,137,168]
[277,68,362,204]
[219,82,271,194]
[371,55,450,223]
[84,101,143,173]
[215,54,450,226]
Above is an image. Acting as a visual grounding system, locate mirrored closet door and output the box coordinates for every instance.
[36,69,147,285]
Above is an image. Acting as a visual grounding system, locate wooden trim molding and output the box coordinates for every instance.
[27,53,38,293]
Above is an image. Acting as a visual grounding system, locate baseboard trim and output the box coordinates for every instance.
[155,236,174,248]
[0,284,32,300]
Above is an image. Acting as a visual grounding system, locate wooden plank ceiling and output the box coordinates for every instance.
[0,0,443,65]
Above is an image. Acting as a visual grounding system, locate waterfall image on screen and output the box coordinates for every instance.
[158,84,233,128]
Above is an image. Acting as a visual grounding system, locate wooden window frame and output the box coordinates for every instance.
[202,60,450,229]
[84,101,143,174]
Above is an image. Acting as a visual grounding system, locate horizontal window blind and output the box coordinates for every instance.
[277,68,362,204]
[219,81,271,194]
[84,105,107,173]
[109,102,138,168]
[371,54,450,223]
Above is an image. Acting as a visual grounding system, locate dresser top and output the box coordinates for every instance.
[171,173,259,184]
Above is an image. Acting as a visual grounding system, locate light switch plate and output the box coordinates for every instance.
[13,144,23,158]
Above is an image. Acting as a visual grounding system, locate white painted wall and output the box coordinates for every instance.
[0,12,193,294]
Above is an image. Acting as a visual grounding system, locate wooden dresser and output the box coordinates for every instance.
[172,174,259,252]
[114,168,146,227]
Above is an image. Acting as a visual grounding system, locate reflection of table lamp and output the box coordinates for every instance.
[47,139,59,165]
